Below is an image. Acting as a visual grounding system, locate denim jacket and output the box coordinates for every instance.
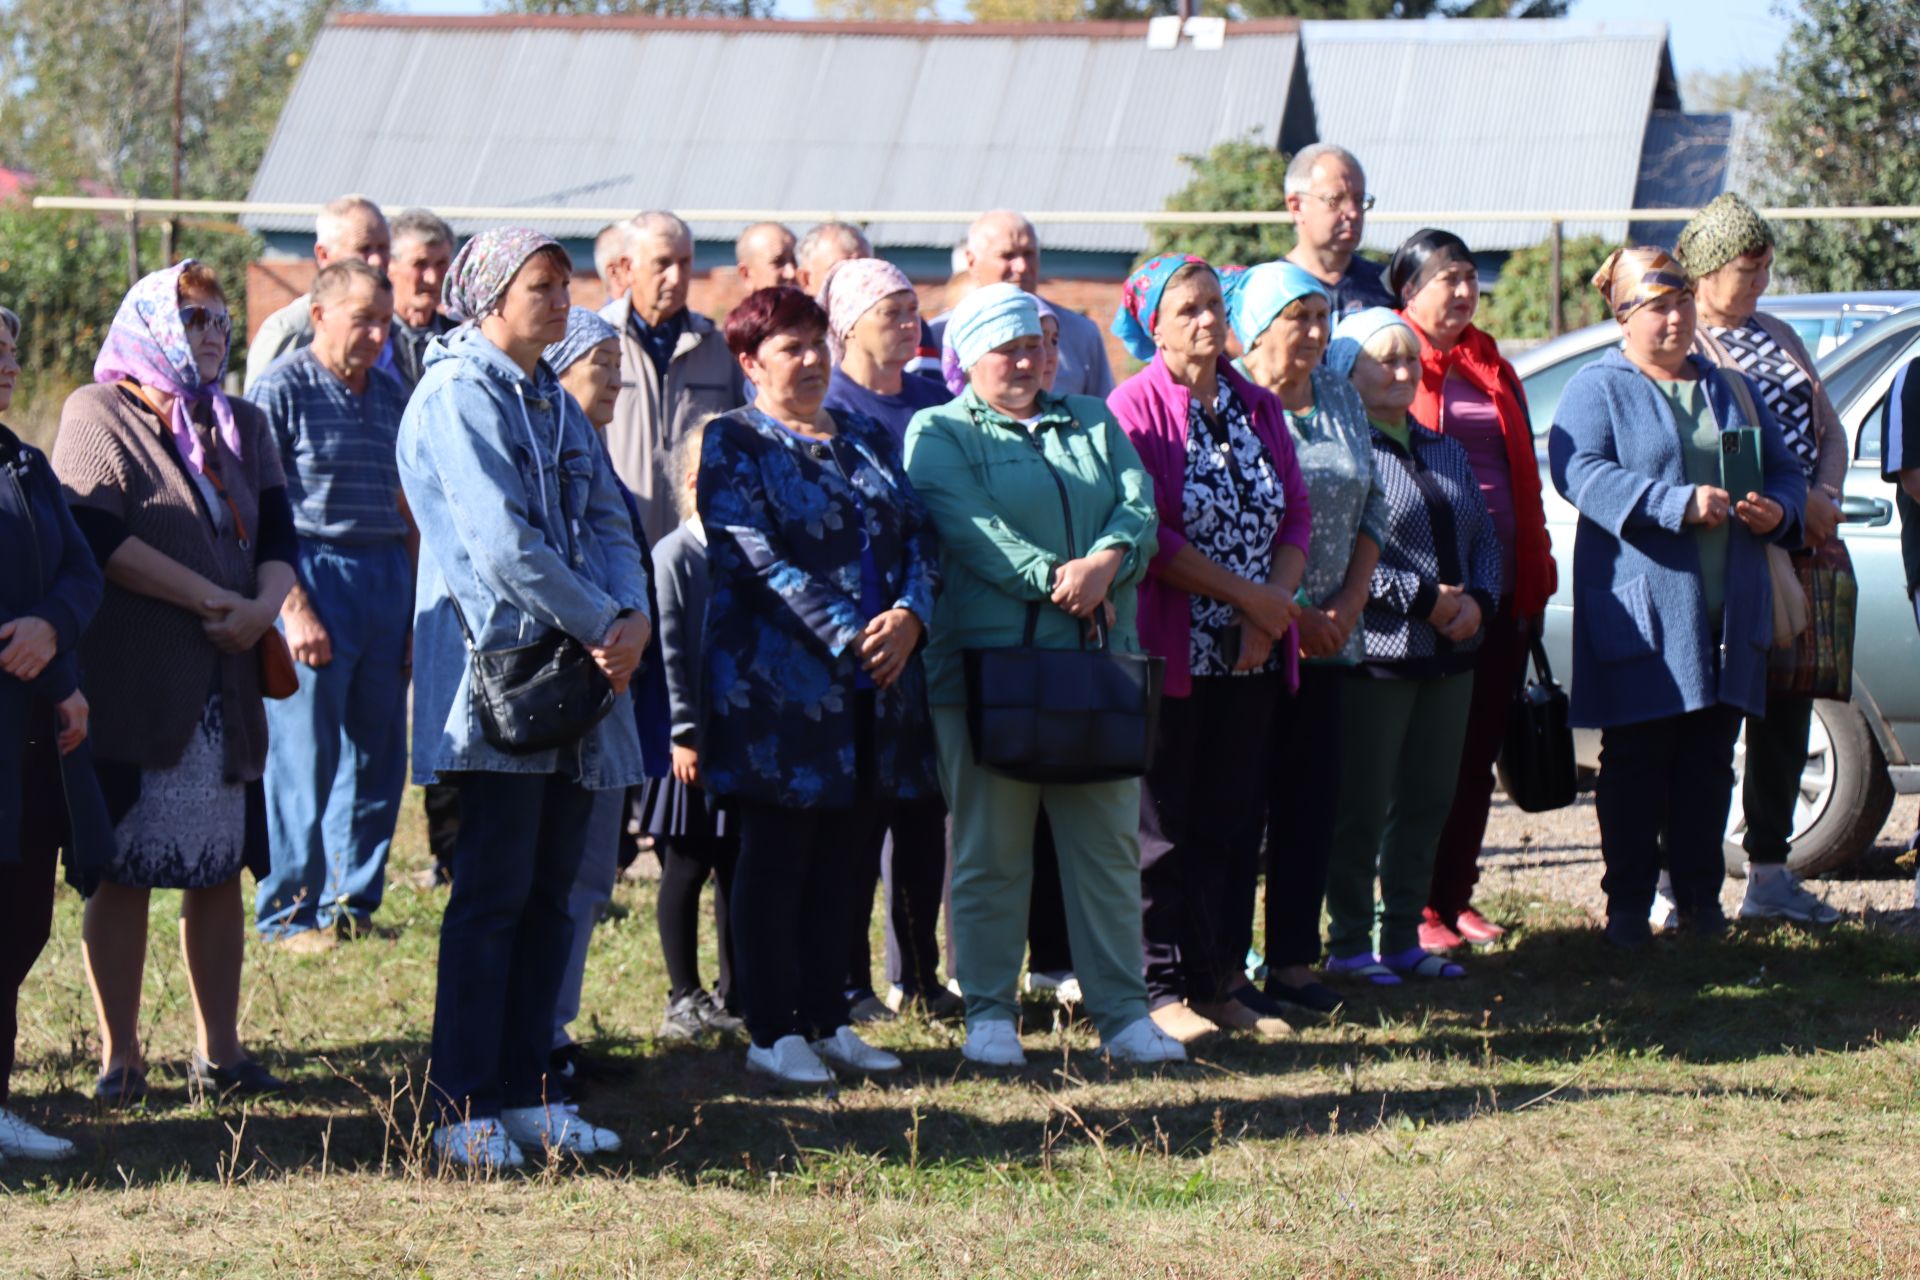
[397,327,650,786]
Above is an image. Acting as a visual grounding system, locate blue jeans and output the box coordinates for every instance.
[430,770,595,1121]
[257,539,412,939]
[551,789,625,1051]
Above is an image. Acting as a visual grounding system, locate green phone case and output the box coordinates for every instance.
[1719,426,1765,499]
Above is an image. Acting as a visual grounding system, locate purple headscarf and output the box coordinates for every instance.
[92,259,237,478]
[940,291,1056,395]
[442,226,569,325]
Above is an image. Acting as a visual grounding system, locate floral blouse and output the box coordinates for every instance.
[1284,365,1390,666]
[1182,381,1284,677]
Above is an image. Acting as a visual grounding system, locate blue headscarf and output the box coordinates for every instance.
[1326,307,1419,377]
[947,283,1041,372]
[1110,254,1213,361]
[544,306,620,375]
[1222,261,1331,350]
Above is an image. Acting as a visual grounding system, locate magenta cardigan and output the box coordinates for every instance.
[1107,355,1313,698]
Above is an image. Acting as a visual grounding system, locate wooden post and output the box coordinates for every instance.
[125,211,141,288]
[1548,219,1564,338]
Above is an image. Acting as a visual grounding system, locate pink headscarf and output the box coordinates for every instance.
[819,257,916,364]
[93,260,237,478]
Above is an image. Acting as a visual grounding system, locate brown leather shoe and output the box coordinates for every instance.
[1191,997,1294,1040]
[1148,1002,1220,1044]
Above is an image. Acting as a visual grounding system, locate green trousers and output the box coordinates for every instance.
[1325,672,1474,959]
[932,706,1150,1041]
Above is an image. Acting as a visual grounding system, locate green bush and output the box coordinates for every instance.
[1145,136,1296,269]
[1483,234,1612,342]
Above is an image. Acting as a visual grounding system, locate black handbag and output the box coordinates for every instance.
[450,600,616,755]
[962,603,1165,785]
[1495,636,1577,813]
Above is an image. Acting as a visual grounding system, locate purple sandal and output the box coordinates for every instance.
[1324,952,1403,986]
[1381,946,1466,980]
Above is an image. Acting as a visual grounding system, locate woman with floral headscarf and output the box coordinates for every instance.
[1107,255,1310,1045]
[1548,247,1804,949]
[53,261,298,1107]
[400,228,651,1168]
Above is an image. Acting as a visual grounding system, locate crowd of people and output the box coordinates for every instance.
[0,142,1858,1169]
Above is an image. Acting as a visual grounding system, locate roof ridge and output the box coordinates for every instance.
[327,13,1303,39]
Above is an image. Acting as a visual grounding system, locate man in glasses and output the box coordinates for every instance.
[1282,144,1395,321]
[245,194,396,394]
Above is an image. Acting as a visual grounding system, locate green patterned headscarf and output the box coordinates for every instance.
[1673,193,1774,280]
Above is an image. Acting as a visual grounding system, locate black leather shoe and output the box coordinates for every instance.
[190,1054,285,1099]
[1264,978,1343,1016]
[95,1065,148,1108]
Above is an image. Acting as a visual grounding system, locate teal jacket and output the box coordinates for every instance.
[904,387,1158,706]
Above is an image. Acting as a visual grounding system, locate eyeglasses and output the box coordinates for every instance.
[1301,191,1376,214]
[181,305,232,336]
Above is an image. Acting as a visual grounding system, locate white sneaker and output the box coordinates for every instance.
[1739,868,1843,924]
[1022,970,1083,1004]
[962,1020,1027,1067]
[0,1109,75,1160]
[810,1025,902,1074]
[1649,875,1681,932]
[746,1034,836,1086]
[432,1118,525,1171]
[500,1103,622,1155]
[1103,1015,1188,1065]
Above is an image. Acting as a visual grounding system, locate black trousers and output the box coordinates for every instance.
[1596,706,1742,922]
[1139,673,1282,1007]
[1741,693,1815,866]
[856,796,949,999]
[658,835,738,1005]
[1258,665,1346,970]
[0,840,56,1107]
[1026,814,1074,974]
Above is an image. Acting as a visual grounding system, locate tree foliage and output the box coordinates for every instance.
[1143,137,1294,269]
[1761,0,1920,292]
[1481,234,1611,342]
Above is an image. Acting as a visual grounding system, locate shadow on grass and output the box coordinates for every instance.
[8,917,1917,1192]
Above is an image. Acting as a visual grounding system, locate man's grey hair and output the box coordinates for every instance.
[796,221,871,265]
[966,209,1037,258]
[314,194,387,250]
[390,207,454,251]
[735,220,795,261]
[630,210,692,245]
[1284,144,1366,198]
[594,221,631,281]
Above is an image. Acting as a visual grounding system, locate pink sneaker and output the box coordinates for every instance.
[1453,908,1507,945]
[1418,908,1465,952]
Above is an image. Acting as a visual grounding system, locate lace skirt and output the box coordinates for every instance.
[109,694,246,890]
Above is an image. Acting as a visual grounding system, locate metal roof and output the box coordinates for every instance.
[1299,20,1681,253]
[246,15,1312,255]
[1629,110,1734,247]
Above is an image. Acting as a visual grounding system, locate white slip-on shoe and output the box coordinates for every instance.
[810,1025,902,1074]
[432,1118,525,1171]
[961,1020,1027,1067]
[500,1103,622,1155]
[0,1109,75,1160]
[746,1034,836,1086]
[1103,1015,1188,1065]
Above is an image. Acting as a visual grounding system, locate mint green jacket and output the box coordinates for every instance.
[903,387,1158,706]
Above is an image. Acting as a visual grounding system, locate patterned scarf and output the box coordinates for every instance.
[92,259,237,478]
[819,257,916,364]
[1111,254,1212,361]
[443,226,567,325]
[1591,247,1691,323]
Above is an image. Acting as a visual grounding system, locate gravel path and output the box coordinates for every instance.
[1479,790,1919,924]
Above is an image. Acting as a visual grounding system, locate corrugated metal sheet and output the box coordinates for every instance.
[1629,110,1733,246]
[247,23,1305,254]
[1300,20,1673,253]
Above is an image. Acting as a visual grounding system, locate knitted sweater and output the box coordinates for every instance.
[51,383,287,779]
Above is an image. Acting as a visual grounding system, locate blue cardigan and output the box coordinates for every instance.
[1548,350,1806,728]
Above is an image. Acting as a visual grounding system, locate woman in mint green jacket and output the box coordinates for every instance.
[904,284,1180,1069]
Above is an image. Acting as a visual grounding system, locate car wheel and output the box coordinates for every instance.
[1722,699,1895,879]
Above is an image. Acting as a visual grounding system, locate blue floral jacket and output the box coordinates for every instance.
[697,406,941,809]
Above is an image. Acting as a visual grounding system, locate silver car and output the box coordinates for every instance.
[1516,294,1920,877]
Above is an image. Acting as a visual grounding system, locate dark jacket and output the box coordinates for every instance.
[0,423,113,889]
[697,405,940,809]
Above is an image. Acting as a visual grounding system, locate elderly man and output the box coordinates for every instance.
[599,210,746,543]
[736,221,798,290]
[1282,144,1395,320]
[795,221,872,295]
[251,260,414,950]
[929,210,1114,397]
[595,221,633,301]
[386,208,457,393]
[244,194,394,393]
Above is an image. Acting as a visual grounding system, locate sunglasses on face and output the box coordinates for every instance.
[182,305,232,336]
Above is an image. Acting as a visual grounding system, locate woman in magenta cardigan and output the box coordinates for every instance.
[1108,255,1311,1044]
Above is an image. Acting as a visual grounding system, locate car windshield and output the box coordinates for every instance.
[1822,312,1920,410]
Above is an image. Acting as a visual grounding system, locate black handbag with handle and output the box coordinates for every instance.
[962,603,1164,785]
[1495,636,1577,813]
[450,599,616,755]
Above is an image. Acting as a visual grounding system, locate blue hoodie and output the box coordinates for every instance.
[397,325,650,786]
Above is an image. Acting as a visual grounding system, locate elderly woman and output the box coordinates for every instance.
[54,262,297,1104]
[1550,249,1805,947]
[1107,256,1309,1043]
[1388,229,1557,951]
[818,257,958,1020]
[1224,262,1384,1016]
[1323,308,1503,982]
[905,283,1180,1067]
[1675,194,1845,925]
[699,285,938,1086]
[1,306,108,1159]
[402,230,650,1167]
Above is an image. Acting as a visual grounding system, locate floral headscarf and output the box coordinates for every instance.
[819,257,916,364]
[443,226,568,325]
[1220,260,1330,350]
[1110,254,1212,361]
[543,306,620,375]
[92,259,237,477]
[1591,247,1691,324]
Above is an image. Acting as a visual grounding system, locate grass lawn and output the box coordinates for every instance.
[7,789,1920,1278]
